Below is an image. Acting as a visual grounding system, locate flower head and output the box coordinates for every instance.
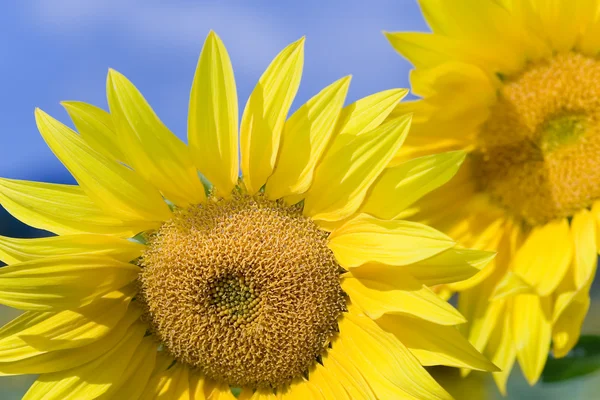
[386,0,600,392]
[0,31,496,399]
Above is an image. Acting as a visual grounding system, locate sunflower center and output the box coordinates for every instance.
[138,194,346,389]
[473,52,600,226]
[208,274,260,324]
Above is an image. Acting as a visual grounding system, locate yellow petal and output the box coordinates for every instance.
[552,266,594,359]
[139,366,174,399]
[278,377,321,400]
[342,270,466,325]
[107,69,205,207]
[434,286,454,302]
[307,362,351,400]
[423,195,504,252]
[410,59,496,104]
[571,209,597,289]
[137,352,176,399]
[336,89,408,136]
[511,218,573,296]
[402,247,495,286]
[361,151,466,220]
[533,0,596,52]
[0,178,150,237]
[390,128,473,166]
[553,216,597,324]
[0,255,139,311]
[35,109,172,222]
[335,309,451,400]
[385,32,484,70]
[210,389,238,400]
[322,352,377,400]
[328,214,455,268]
[0,234,144,265]
[329,343,417,400]
[592,201,600,249]
[512,294,552,385]
[491,271,535,300]
[485,314,516,396]
[501,0,549,44]
[140,362,208,400]
[23,321,146,400]
[0,313,50,360]
[188,31,239,197]
[240,38,305,194]
[450,218,522,293]
[192,373,236,400]
[0,306,140,376]
[377,314,498,371]
[418,0,493,35]
[399,157,478,226]
[98,335,157,400]
[162,364,192,399]
[457,271,507,354]
[61,101,127,162]
[303,116,412,222]
[553,287,591,358]
[239,388,278,400]
[465,299,506,359]
[0,288,134,360]
[152,351,175,375]
[265,76,350,200]
[428,368,488,400]
[579,7,600,54]
[387,63,494,164]
[416,0,545,69]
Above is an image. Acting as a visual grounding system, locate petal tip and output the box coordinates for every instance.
[454,313,468,325]
[33,108,49,122]
[292,36,306,49]
[106,68,125,84]
[383,31,402,42]
[489,362,502,373]
[60,100,81,112]
[206,29,223,44]
[387,88,410,104]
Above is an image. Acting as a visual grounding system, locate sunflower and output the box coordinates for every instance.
[0,31,497,399]
[386,0,600,393]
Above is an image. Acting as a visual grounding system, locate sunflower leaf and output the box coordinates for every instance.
[542,335,600,383]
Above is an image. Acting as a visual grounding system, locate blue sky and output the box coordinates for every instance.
[0,0,425,183]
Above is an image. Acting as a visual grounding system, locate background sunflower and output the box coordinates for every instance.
[385,0,600,397]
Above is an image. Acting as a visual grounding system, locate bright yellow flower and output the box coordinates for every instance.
[386,0,600,393]
[0,31,497,399]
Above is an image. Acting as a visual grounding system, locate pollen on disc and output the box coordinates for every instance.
[474,52,600,226]
[138,194,346,389]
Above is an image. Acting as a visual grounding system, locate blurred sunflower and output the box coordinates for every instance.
[386,0,600,393]
[0,31,497,399]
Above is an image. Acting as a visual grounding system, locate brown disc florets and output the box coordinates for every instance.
[473,52,600,226]
[138,194,346,388]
